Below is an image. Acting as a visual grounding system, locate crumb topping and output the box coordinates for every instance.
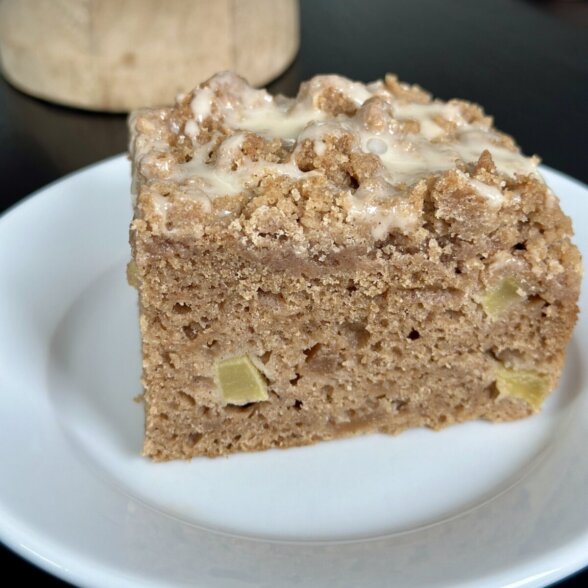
[130,71,541,241]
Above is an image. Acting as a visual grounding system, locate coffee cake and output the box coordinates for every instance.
[128,72,581,460]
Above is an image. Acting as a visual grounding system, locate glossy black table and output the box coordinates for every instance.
[1,0,586,585]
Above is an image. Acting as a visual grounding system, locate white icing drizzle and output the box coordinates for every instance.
[370,209,418,240]
[184,119,198,138]
[172,159,242,195]
[151,193,173,217]
[357,122,537,189]
[234,105,327,140]
[296,120,352,156]
[134,72,542,239]
[347,186,417,240]
[166,130,310,217]
[214,133,247,169]
[366,137,388,155]
[314,74,373,105]
[190,87,214,122]
[394,102,461,140]
[467,177,505,208]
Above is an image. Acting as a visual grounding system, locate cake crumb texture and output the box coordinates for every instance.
[129,72,581,460]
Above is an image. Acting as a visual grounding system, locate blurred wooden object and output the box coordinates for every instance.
[0,0,299,111]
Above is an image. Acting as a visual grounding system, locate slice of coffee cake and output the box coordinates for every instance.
[129,72,581,460]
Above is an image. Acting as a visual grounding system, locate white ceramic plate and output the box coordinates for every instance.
[1,155,587,588]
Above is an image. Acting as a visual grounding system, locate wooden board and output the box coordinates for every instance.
[0,0,299,111]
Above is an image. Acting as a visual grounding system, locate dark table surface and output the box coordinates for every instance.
[0,0,587,586]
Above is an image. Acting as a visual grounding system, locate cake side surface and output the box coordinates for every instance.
[129,72,581,459]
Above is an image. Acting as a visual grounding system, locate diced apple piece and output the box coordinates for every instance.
[495,366,550,411]
[126,261,140,288]
[215,355,268,406]
[481,278,525,317]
